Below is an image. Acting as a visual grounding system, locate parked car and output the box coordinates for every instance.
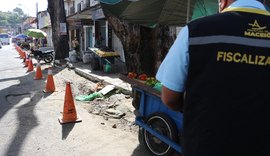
[0,33,10,45]
[0,40,2,48]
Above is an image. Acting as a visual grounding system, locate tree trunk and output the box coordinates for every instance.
[104,13,174,76]
[47,0,69,61]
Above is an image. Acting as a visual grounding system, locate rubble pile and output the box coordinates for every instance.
[55,67,138,133]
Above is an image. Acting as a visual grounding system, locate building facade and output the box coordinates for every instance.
[38,11,53,47]
[64,0,125,62]
[21,17,36,33]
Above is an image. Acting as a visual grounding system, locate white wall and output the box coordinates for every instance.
[64,1,69,15]
[74,0,80,12]
[38,12,51,29]
[90,0,99,7]
[112,31,125,62]
[46,27,53,47]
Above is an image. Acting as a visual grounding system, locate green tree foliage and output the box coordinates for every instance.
[13,7,24,15]
[0,8,28,27]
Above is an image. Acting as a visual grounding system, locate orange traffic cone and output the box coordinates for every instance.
[15,45,18,51]
[58,82,82,124]
[43,67,55,93]
[24,56,29,67]
[18,48,23,58]
[19,49,24,59]
[34,61,43,80]
[27,57,34,72]
[24,55,29,67]
[22,51,26,60]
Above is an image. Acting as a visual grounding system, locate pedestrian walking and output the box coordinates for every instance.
[72,37,80,59]
[156,0,270,156]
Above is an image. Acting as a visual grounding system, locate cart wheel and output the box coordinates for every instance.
[138,127,145,145]
[142,113,178,156]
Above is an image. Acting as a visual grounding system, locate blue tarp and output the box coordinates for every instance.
[15,34,28,39]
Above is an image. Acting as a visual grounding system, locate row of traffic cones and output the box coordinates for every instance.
[14,44,55,91]
[14,44,81,124]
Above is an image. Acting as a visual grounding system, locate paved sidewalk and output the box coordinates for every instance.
[70,62,132,92]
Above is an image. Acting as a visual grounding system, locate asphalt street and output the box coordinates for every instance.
[0,44,149,156]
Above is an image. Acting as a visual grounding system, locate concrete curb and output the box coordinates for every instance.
[74,68,102,83]
[74,67,132,95]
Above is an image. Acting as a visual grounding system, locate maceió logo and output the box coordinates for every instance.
[244,20,270,38]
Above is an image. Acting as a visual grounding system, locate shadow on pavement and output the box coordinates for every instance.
[0,49,65,155]
[61,123,76,140]
[131,144,151,156]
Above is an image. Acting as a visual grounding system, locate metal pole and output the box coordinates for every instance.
[105,21,108,47]
[93,20,96,47]
[36,2,39,29]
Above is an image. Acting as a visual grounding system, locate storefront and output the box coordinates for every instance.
[92,8,112,49]
[84,26,94,49]
[65,1,125,62]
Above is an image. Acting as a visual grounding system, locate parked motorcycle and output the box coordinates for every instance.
[30,48,54,63]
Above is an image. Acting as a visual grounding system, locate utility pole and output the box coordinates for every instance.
[36,2,39,29]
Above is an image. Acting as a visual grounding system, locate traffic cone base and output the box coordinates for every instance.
[58,115,82,124]
[34,77,44,80]
[58,82,81,124]
[43,89,56,93]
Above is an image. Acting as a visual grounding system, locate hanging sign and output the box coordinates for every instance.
[92,8,105,20]
[60,23,67,35]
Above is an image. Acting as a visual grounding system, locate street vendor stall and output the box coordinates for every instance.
[88,47,120,71]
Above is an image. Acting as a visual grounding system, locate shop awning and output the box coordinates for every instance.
[100,0,218,27]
